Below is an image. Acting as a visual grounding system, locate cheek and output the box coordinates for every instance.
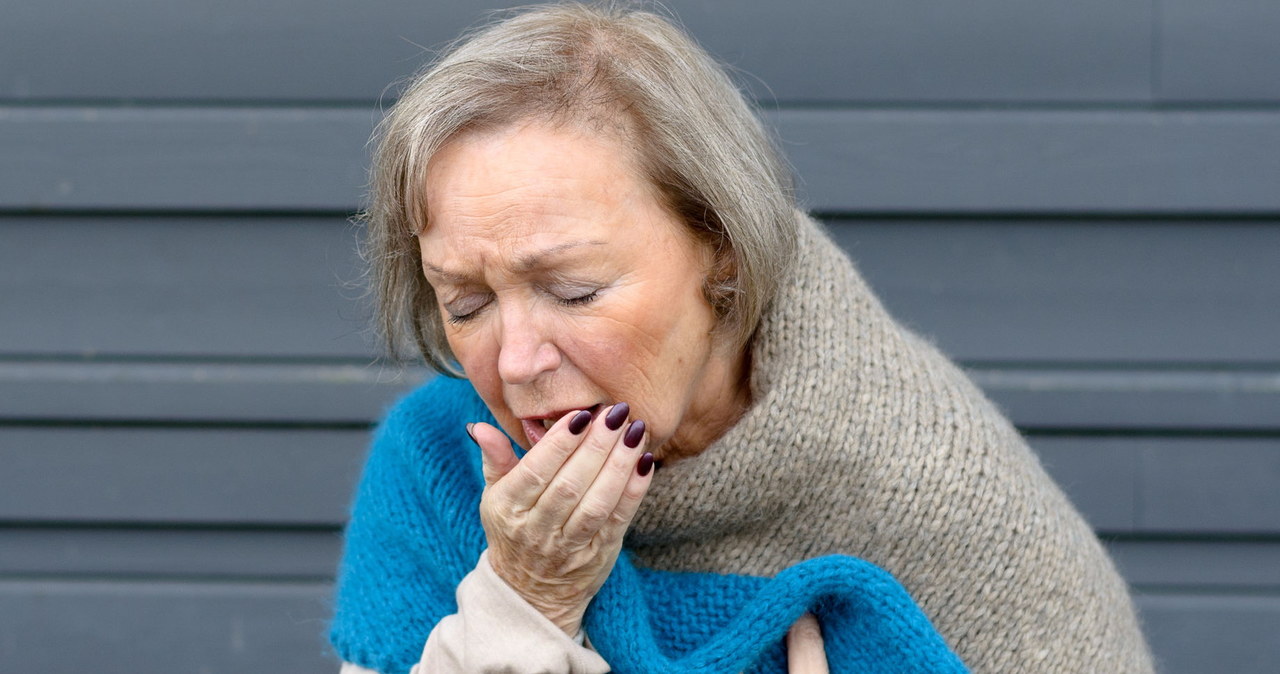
[446,326,491,376]
[573,302,669,366]
[557,325,641,388]
[566,295,711,404]
[447,328,507,409]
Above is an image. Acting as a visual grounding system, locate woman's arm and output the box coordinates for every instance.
[339,551,609,673]
[413,551,610,672]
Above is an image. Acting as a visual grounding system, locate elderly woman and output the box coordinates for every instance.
[330,3,1153,673]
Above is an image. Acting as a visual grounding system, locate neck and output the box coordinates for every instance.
[660,340,753,463]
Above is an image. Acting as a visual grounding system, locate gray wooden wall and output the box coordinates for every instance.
[2,1,1278,671]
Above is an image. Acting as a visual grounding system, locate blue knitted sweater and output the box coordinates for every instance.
[329,376,966,673]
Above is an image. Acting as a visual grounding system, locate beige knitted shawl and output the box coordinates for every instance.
[627,214,1154,673]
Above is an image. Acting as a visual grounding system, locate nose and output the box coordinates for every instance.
[495,302,562,385]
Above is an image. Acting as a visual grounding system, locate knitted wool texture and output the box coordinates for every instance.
[331,214,1153,672]
[329,378,966,674]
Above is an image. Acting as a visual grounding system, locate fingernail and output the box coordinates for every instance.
[623,419,645,448]
[605,402,629,430]
[568,409,593,435]
[465,423,477,445]
[637,452,654,477]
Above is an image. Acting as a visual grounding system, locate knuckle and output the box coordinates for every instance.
[513,463,551,493]
[564,518,596,542]
[551,478,584,502]
[605,509,630,530]
[580,432,615,456]
[594,522,624,548]
[575,499,612,527]
[536,428,584,456]
[605,448,634,475]
[479,494,507,519]
[619,478,647,503]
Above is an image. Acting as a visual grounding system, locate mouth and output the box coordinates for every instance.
[520,403,604,446]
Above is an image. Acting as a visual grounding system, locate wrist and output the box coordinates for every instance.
[534,601,584,637]
[488,553,589,636]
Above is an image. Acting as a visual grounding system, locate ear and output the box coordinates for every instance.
[701,244,738,320]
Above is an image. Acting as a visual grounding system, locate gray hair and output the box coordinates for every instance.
[364,1,799,374]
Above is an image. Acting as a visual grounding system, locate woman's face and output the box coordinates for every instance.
[418,120,747,459]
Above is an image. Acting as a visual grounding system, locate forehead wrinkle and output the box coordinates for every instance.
[421,238,608,284]
[514,240,607,273]
[421,259,469,284]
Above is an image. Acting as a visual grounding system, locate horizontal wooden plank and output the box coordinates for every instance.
[1031,436,1280,534]
[0,0,1152,104]
[1140,438,1280,534]
[0,427,368,525]
[677,0,1151,104]
[833,219,1280,363]
[0,217,371,358]
[0,579,1273,673]
[1160,0,1280,101]
[0,360,422,425]
[0,579,337,674]
[8,527,1280,592]
[1030,436,1139,532]
[975,369,1280,431]
[4,217,1278,363]
[5,107,1280,213]
[0,528,341,579]
[2,361,1276,431]
[1138,591,1280,674]
[1109,540,1280,589]
[0,107,369,211]
[4,427,1277,533]
[782,108,1280,214]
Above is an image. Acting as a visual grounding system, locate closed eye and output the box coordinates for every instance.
[557,290,599,307]
[446,309,482,325]
[443,293,492,325]
[444,288,598,324]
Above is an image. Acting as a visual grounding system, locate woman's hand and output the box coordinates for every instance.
[787,613,829,673]
[470,403,655,637]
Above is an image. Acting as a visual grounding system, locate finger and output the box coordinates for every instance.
[529,403,631,529]
[500,408,593,506]
[786,613,828,674]
[471,422,518,488]
[561,418,648,544]
[595,446,656,548]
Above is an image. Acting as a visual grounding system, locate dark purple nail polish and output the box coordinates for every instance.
[605,402,629,431]
[623,420,645,448]
[465,423,477,445]
[637,452,655,477]
[568,409,593,435]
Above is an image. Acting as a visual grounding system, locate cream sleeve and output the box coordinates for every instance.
[339,550,610,674]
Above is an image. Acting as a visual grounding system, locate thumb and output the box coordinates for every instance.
[468,422,519,487]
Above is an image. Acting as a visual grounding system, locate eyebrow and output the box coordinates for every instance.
[422,239,607,281]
